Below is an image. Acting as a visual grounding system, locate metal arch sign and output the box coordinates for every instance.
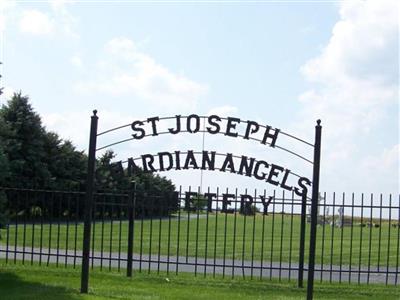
[80,110,322,300]
[96,114,314,197]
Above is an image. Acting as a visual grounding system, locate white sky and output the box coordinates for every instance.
[0,0,398,198]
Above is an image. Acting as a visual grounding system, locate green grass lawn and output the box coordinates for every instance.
[1,213,398,267]
[0,261,399,300]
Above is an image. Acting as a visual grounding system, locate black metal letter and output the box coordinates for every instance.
[142,154,156,172]
[169,115,181,134]
[201,151,216,170]
[266,164,284,186]
[183,150,199,169]
[253,160,269,180]
[261,125,280,147]
[204,193,216,213]
[158,152,173,171]
[131,120,145,139]
[238,156,255,177]
[220,153,236,173]
[244,120,260,139]
[206,115,221,134]
[222,194,235,213]
[225,117,240,137]
[187,114,200,133]
[147,116,160,136]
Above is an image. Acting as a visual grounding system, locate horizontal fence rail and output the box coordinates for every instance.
[0,187,398,285]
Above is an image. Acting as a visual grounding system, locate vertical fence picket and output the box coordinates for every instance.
[195,186,201,276]
[378,194,383,271]
[288,190,294,282]
[157,195,162,274]
[260,189,267,280]
[339,193,345,283]
[358,193,364,284]
[330,192,336,283]
[73,193,79,269]
[222,187,228,278]
[251,189,257,280]
[109,197,114,272]
[242,188,248,279]
[270,190,276,280]
[30,190,35,266]
[279,190,285,282]
[22,191,28,265]
[167,192,172,275]
[232,187,238,279]
[367,194,373,284]
[65,193,70,268]
[348,193,355,283]
[396,194,400,285]
[176,186,182,275]
[386,195,392,285]
[213,187,219,278]
[320,192,327,282]
[46,192,53,267]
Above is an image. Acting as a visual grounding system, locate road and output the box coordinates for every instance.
[0,245,397,284]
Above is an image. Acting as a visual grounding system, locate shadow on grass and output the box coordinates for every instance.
[0,271,80,300]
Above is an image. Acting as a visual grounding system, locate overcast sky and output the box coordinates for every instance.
[0,0,398,197]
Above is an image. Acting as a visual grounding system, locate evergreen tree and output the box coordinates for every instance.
[43,132,87,189]
[0,63,9,235]
[0,92,50,187]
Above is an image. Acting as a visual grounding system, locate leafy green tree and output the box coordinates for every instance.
[0,63,10,235]
[184,194,208,212]
[0,92,50,187]
[0,146,9,236]
[96,150,128,191]
[95,151,177,218]
[0,93,178,220]
[43,132,87,190]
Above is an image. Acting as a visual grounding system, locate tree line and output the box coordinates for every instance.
[0,90,177,229]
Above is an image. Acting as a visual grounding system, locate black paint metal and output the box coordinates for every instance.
[306,120,322,300]
[80,110,98,294]
[298,191,307,288]
[127,181,136,277]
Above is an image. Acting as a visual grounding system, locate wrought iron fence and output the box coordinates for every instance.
[0,187,398,285]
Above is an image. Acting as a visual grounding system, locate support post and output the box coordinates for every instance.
[307,120,322,300]
[127,180,136,277]
[80,110,98,294]
[298,191,307,288]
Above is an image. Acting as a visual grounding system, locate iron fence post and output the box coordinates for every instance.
[80,110,98,294]
[298,191,307,288]
[127,180,136,277]
[307,120,322,300]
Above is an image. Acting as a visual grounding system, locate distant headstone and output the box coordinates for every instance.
[337,206,344,227]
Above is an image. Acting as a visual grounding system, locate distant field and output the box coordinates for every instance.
[1,213,399,267]
[1,261,399,300]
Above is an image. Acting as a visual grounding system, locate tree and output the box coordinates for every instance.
[0,92,50,187]
[184,194,208,212]
[0,62,3,96]
[0,63,10,235]
[0,144,9,236]
[0,93,178,219]
[43,132,87,190]
[96,150,129,191]
[95,151,177,218]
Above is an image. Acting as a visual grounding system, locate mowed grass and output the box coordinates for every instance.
[0,261,399,300]
[1,212,399,267]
